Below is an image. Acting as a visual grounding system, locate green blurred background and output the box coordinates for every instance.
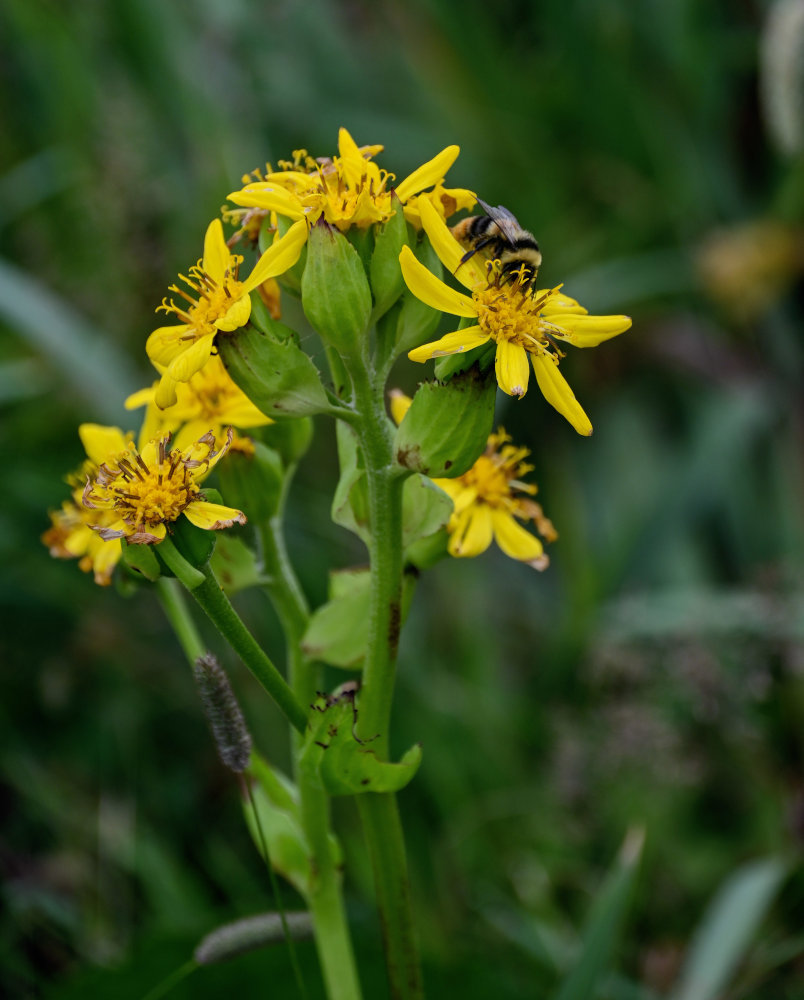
[2,0,804,996]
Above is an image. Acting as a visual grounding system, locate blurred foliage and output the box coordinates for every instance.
[2,0,804,997]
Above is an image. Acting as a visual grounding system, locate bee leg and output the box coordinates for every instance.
[458,237,495,266]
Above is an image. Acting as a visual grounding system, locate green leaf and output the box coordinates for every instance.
[394,366,496,478]
[331,421,370,545]
[299,692,422,796]
[302,569,371,668]
[402,474,453,549]
[217,318,332,419]
[553,828,644,1000]
[669,856,787,1000]
[245,753,340,899]
[209,534,262,595]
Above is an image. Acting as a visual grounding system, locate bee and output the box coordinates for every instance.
[451,199,542,292]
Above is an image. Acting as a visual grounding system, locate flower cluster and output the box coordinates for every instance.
[45,126,633,588]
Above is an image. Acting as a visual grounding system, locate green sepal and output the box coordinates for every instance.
[434,322,496,381]
[302,569,417,670]
[402,474,452,549]
[331,421,370,544]
[262,214,306,294]
[210,534,263,595]
[299,689,422,796]
[301,221,372,363]
[394,366,496,478]
[120,537,161,581]
[217,321,332,419]
[216,441,284,525]
[346,225,375,275]
[369,193,408,322]
[166,486,224,568]
[260,417,314,465]
[245,752,341,899]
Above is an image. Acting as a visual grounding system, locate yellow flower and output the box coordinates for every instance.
[146,218,306,408]
[435,429,557,568]
[126,355,272,452]
[389,391,555,568]
[43,490,123,586]
[400,198,632,435]
[80,424,245,545]
[227,127,474,234]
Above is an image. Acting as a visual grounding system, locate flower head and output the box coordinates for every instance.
[146,218,306,408]
[400,199,632,435]
[80,424,245,545]
[435,429,557,568]
[43,490,123,585]
[126,355,272,452]
[227,127,474,234]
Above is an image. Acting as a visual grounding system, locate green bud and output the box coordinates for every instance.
[162,487,225,570]
[301,220,372,363]
[262,214,305,294]
[391,232,443,358]
[393,367,496,478]
[369,193,408,322]
[217,315,332,419]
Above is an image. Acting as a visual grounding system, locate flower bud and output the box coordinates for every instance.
[301,220,372,363]
[393,366,496,478]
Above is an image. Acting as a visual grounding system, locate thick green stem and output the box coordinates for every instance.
[159,537,308,734]
[349,361,424,1000]
[260,513,364,1000]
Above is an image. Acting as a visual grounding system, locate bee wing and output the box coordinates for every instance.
[477,198,522,246]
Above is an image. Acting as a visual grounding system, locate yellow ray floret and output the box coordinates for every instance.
[146,218,306,408]
[402,199,632,435]
[126,355,271,452]
[227,127,475,234]
[81,424,245,545]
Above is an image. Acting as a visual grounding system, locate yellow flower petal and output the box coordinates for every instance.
[399,245,477,318]
[227,184,306,220]
[184,500,247,530]
[166,333,217,383]
[146,324,192,367]
[124,387,155,410]
[491,509,547,566]
[202,219,229,284]
[242,219,307,292]
[547,313,632,347]
[495,340,530,397]
[215,292,252,332]
[155,373,179,409]
[418,197,487,289]
[531,354,593,436]
[408,325,490,363]
[395,145,460,203]
[449,504,493,557]
[79,424,130,466]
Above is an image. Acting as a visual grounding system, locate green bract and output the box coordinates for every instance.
[302,220,373,363]
[393,366,496,478]
[369,194,408,322]
[217,309,332,418]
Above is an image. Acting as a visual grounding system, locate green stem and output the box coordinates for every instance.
[260,511,364,1000]
[349,361,423,1000]
[159,537,308,734]
[155,577,206,664]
